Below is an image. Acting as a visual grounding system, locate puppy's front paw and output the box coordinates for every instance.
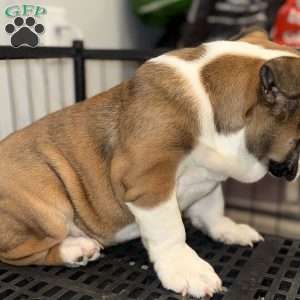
[209,217,264,247]
[59,237,101,267]
[154,244,222,298]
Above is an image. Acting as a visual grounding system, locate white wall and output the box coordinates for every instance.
[41,0,160,48]
[0,0,161,48]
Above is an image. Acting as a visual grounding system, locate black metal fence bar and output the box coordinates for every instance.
[73,40,86,102]
[0,42,168,61]
[0,45,75,59]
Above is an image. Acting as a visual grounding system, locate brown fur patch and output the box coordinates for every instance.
[239,30,299,55]
[111,62,200,208]
[202,55,264,133]
[168,46,206,61]
[246,102,300,161]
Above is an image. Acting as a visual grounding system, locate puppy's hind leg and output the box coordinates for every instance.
[0,223,101,267]
[0,202,101,266]
[58,236,102,267]
[185,185,264,247]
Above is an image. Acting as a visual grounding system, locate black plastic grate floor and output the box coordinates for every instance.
[0,224,299,300]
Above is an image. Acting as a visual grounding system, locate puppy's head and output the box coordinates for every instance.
[240,30,300,181]
[256,57,300,181]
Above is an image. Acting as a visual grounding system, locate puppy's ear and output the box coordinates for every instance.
[230,26,269,41]
[260,57,300,119]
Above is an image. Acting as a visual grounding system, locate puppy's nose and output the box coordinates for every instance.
[269,159,298,181]
[269,143,300,181]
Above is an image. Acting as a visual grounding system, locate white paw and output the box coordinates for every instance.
[59,237,101,267]
[208,217,264,247]
[154,244,222,298]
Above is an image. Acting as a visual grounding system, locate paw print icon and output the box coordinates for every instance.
[5,16,44,48]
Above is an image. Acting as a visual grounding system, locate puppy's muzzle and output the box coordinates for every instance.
[269,143,300,181]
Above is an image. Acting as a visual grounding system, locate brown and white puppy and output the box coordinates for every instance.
[0,30,300,298]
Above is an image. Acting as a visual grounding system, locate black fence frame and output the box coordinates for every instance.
[0,40,167,102]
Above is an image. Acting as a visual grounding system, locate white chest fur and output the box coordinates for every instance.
[176,154,225,211]
[175,127,259,210]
